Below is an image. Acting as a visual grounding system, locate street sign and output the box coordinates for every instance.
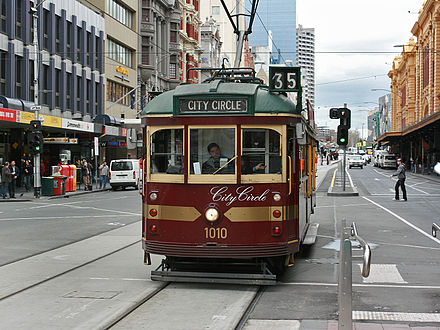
[94,137,99,156]
[31,105,42,111]
[269,66,301,92]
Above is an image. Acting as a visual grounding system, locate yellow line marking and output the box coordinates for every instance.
[330,168,338,188]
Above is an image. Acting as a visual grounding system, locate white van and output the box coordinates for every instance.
[109,159,140,190]
[373,150,387,167]
[382,153,397,168]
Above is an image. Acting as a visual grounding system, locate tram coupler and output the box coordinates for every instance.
[144,251,151,265]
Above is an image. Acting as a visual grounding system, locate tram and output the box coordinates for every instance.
[139,66,319,284]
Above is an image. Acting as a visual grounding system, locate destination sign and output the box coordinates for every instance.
[179,98,248,114]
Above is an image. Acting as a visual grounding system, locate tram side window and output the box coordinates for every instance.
[242,129,281,174]
[151,129,184,174]
[190,128,235,175]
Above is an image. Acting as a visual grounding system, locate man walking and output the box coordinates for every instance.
[8,160,19,198]
[23,160,33,192]
[390,158,407,201]
[81,160,91,191]
[98,161,109,189]
[1,161,11,199]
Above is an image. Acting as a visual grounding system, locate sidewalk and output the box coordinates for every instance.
[407,171,440,184]
[0,184,112,202]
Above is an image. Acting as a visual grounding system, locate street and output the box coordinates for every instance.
[0,164,439,329]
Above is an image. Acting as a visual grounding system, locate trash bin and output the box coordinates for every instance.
[41,177,54,196]
[52,174,67,196]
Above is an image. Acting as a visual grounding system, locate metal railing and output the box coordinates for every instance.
[433,223,440,238]
[338,220,371,329]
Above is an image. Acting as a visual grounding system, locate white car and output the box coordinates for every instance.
[348,154,364,169]
[109,159,140,190]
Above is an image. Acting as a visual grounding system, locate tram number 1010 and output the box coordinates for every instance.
[204,227,228,239]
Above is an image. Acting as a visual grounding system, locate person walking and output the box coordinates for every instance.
[390,158,407,201]
[1,161,11,199]
[98,161,109,189]
[23,160,33,192]
[81,160,91,191]
[8,160,19,198]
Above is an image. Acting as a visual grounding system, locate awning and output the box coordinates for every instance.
[93,114,122,126]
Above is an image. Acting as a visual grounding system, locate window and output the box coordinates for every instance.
[141,37,150,65]
[423,48,429,88]
[55,69,60,108]
[76,27,81,62]
[0,0,6,33]
[170,22,178,43]
[66,22,71,59]
[142,8,150,22]
[29,60,34,101]
[111,161,133,171]
[15,56,22,99]
[190,128,235,175]
[86,32,91,66]
[86,80,91,113]
[241,129,282,175]
[150,129,184,174]
[77,76,81,111]
[43,9,49,50]
[106,0,133,29]
[66,72,71,110]
[212,6,220,15]
[106,39,133,67]
[42,65,49,105]
[55,16,61,55]
[15,0,22,40]
[106,80,131,106]
[169,55,177,79]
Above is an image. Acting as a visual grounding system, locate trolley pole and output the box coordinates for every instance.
[31,3,42,198]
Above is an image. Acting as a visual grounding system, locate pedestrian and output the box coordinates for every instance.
[8,160,19,198]
[1,161,11,199]
[98,161,109,189]
[390,158,407,201]
[23,160,33,192]
[410,157,414,173]
[81,160,91,191]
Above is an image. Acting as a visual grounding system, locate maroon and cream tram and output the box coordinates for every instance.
[139,67,318,284]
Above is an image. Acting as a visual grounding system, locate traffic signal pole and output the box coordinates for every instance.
[343,146,346,191]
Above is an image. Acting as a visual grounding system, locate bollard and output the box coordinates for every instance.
[338,220,371,329]
[433,223,440,238]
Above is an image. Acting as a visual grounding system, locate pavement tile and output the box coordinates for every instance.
[354,322,384,330]
[327,321,338,330]
[382,324,410,330]
[411,328,440,330]
[299,320,328,329]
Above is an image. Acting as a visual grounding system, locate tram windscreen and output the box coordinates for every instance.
[241,129,282,174]
[190,128,235,175]
[151,129,184,174]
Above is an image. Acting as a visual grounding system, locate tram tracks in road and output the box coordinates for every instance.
[234,285,266,330]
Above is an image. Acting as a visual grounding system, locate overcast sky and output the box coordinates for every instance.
[296,0,423,133]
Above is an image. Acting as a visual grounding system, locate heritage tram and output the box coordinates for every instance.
[138,66,319,284]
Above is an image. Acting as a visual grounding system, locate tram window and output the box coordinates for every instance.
[151,129,184,174]
[190,128,235,175]
[241,129,281,174]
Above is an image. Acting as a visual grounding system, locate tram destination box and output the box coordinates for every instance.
[177,98,249,115]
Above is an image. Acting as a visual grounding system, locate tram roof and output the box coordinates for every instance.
[141,81,299,117]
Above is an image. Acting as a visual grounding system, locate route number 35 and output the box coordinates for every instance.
[269,66,301,92]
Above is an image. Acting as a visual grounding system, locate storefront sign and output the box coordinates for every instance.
[19,111,62,128]
[179,98,248,114]
[0,108,17,122]
[116,66,129,76]
[104,125,119,136]
[43,137,79,144]
[62,118,94,132]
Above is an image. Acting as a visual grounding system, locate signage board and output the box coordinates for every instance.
[94,137,99,156]
[20,111,62,128]
[178,98,248,115]
[104,126,119,136]
[0,108,17,122]
[62,118,94,132]
[269,66,301,92]
[43,137,79,144]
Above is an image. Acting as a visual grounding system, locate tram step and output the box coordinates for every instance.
[303,223,319,245]
[151,270,277,285]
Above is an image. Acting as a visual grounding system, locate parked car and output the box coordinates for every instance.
[348,154,364,169]
[109,159,140,190]
[382,154,397,168]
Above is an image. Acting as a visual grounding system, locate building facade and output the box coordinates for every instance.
[381,0,440,172]
[246,0,296,65]
[0,0,105,169]
[378,94,392,136]
[179,0,201,83]
[200,17,222,81]
[296,24,315,108]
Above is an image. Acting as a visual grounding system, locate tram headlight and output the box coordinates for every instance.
[150,192,158,201]
[273,193,281,202]
[205,208,219,222]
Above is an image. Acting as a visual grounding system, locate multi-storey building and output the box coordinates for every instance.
[200,17,222,81]
[381,1,440,172]
[179,0,201,83]
[246,0,296,65]
[0,0,105,168]
[296,24,315,108]
[200,0,245,67]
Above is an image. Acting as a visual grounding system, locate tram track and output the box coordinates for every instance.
[235,285,266,329]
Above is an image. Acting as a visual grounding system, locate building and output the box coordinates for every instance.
[200,0,246,67]
[139,0,181,93]
[296,24,315,108]
[179,0,201,83]
[381,1,440,172]
[367,109,379,143]
[378,94,391,136]
[200,17,222,81]
[0,0,105,170]
[246,0,296,65]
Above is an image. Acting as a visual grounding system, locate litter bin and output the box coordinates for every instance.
[41,177,54,196]
[52,174,67,196]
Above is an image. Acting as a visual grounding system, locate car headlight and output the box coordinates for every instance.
[205,208,219,222]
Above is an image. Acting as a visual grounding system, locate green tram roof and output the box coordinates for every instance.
[141,81,300,117]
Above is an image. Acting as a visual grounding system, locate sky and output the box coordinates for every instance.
[296,0,423,134]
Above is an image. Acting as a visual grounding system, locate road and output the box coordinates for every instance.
[0,166,439,329]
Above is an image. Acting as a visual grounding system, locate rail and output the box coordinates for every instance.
[338,220,371,329]
[433,223,440,238]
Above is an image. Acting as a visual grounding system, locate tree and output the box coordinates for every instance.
[348,129,360,147]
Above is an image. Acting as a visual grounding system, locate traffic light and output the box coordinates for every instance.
[130,91,135,109]
[329,108,340,119]
[30,120,41,132]
[339,108,351,129]
[28,132,44,154]
[337,125,348,146]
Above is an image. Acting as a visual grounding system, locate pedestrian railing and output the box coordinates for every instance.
[338,220,371,329]
[433,223,440,238]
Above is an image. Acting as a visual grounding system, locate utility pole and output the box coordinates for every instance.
[30,1,46,198]
[342,103,348,191]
